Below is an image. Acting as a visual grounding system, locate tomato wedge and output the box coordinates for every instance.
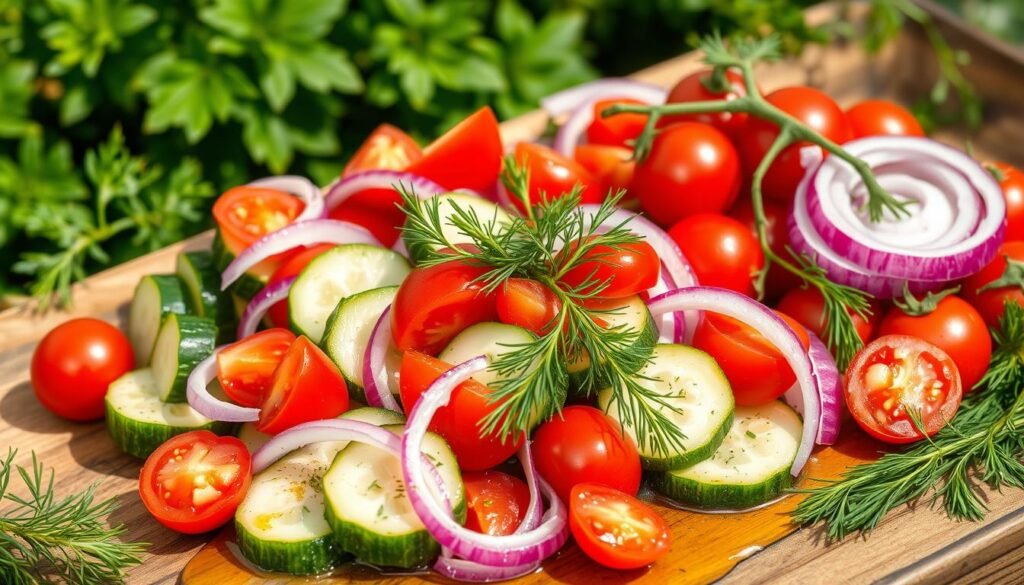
[463,470,531,536]
[139,431,252,534]
[569,483,671,570]
[845,335,963,444]
[559,239,660,298]
[511,142,605,213]
[496,278,562,336]
[586,98,648,149]
[574,144,635,195]
[266,244,336,327]
[399,351,522,470]
[344,124,422,175]
[213,186,304,266]
[216,328,296,407]
[257,336,349,435]
[405,107,503,193]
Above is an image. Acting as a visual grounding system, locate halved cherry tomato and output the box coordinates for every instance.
[845,335,962,443]
[257,336,349,434]
[391,257,498,355]
[569,483,671,570]
[574,144,635,195]
[559,239,660,298]
[586,98,648,148]
[660,68,753,137]
[496,278,561,335]
[845,99,924,139]
[139,431,252,534]
[213,187,305,275]
[216,328,296,407]
[963,241,1024,328]
[729,199,802,300]
[405,107,503,193]
[463,471,531,536]
[987,162,1024,241]
[668,213,764,297]
[692,311,811,406]
[776,287,882,345]
[266,244,336,327]
[399,351,522,470]
[511,142,605,213]
[344,123,422,175]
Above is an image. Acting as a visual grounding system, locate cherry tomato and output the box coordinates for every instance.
[574,144,635,194]
[511,142,605,213]
[343,123,422,175]
[139,431,252,534]
[668,213,764,297]
[845,335,962,443]
[737,87,852,204]
[496,278,562,335]
[569,483,671,570]
[266,244,336,327]
[257,336,349,434]
[391,257,499,355]
[399,351,523,470]
[845,99,924,138]
[586,98,648,148]
[531,406,641,504]
[692,311,811,406]
[213,187,305,276]
[987,162,1024,241]
[462,471,531,536]
[776,287,882,345]
[216,328,296,407]
[729,199,802,300]
[30,318,134,421]
[630,122,742,226]
[660,68,753,136]
[405,107,503,193]
[559,239,660,298]
[878,293,992,391]
[962,241,1024,328]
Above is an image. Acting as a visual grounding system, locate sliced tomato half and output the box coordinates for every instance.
[586,98,648,149]
[257,336,349,435]
[463,470,531,536]
[216,328,296,407]
[405,107,503,193]
[569,483,671,570]
[495,278,562,336]
[344,123,422,176]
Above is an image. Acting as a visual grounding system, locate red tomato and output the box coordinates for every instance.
[845,99,924,138]
[586,98,648,148]
[845,335,962,443]
[462,471,531,536]
[139,431,252,534]
[574,144,635,194]
[216,328,296,407]
[344,123,422,175]
[399,351,522,470]
[729,199,802,300]
[496,278,561,335]
[962,241,1024,328]
[559,240,660,298]
[213,187,305,276]
[531,406,641,504]
[630,122,742,226]
[569,483,671,570]
[737,87,852,204]
[328,203,401,247]
[266,244,336,327]
[878,294,992,391]
[661,68,753,136]
[987,162,1024,241]
[776,287,882,345]
[693,311,811,406]
[511,142,605,213]
[405,107,503,193]
[30,318,134,421]
[257,336,349,434]
[668,213,764,297]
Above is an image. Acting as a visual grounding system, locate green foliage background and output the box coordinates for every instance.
[0,0,823,305]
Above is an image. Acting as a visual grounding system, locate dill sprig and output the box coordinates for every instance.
[791,302,1024,540]
[0,449,145,584]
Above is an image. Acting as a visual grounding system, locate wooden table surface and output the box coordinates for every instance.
[2,2,1024,584]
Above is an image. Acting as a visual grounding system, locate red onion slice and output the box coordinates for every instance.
[324,170,448,211]
[186,352,260,422]
[237,276,295,339]
[402,356,569,567]
[783,330,842,445]
[363,305,404,412]
[647,287,819,476]
[247,175,325,223]
[540,79,666,119]
[647,267,686,344]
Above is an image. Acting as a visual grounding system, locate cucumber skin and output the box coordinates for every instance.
[160,315,218,403]
[568,306,658,393]
[212,230,266,301]
[177,250,237,344]
[131,275,190,366]
[235,520,345,576]
[652,464,793,511]
[104,398,233,459]
[643,411,734,471]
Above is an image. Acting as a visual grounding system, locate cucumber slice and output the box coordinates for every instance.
[323,426,466,568]
[212,230,268,301]
[176,250,236,343]
[128,274,189,365]
[237,407,407,454]
[105,369,231,458]
[321,286,399,397]
[438,321,535,387]
[653,401,802,510]
[598,344,734,470]
[288,244,410,344]
[151,314,217,403]
[567,295,657,392]
[403,193,512,263]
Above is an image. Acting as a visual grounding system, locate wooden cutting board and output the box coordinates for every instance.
[3,2,1024,583]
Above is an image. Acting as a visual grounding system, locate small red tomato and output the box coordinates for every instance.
[569,483,671,570]
[586,98,648,149]
[987,162,1024,241]
[496,278,562,335]
[777,287,882,345]
[729,199,803,300]
[845,99,924,138]
[962,241,1024,328]
[511,142,606,213]
[668,213,764,297]
[463,471,531,536]
[661,68,753,137]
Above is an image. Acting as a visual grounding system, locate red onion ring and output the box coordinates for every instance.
[783,330,842,445]
[186,352,260,422]
[540,79,666,119]
[363,305,404,412]
[247,175,325,223]
[237,276,295,339]
[647,287,820,475]
[324,170,448,211]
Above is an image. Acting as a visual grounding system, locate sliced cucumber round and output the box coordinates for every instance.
[288,244,410,344]
[128,274,189,366]
[402,193,512,263]
[321,286,398,398]
[567,295,657,392]
[653,400,803,510]
[176,250,236,343]
[105,369,231,458]
[438,321,535,387]
[598,344,734,470]
[323,426,466,568]
[151,314,217,403]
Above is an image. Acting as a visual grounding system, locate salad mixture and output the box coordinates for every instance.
[27,36,1024,580]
